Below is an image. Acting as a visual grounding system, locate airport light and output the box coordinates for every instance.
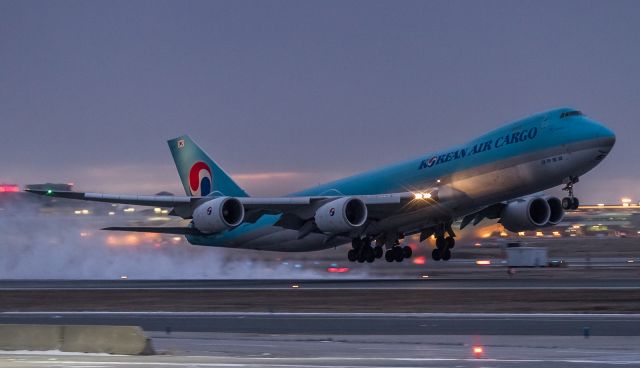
[46,189,53,195]
[412,256,426,265]
[475,260,491,266]
[472,346,484,358]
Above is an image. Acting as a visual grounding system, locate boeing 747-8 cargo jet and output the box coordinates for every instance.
[29,108,615,263]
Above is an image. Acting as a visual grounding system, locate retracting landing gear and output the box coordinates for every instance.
[561,176,580,210]
[431,223,455,262]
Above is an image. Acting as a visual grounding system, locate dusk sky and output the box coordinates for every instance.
[1,0,638,203]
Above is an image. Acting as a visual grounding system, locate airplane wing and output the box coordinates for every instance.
[25,189,421,224]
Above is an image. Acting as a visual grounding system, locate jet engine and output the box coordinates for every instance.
[544,196,565,226]
[192,197,245,234]
[499,197,551,232]
[315,197,368,233]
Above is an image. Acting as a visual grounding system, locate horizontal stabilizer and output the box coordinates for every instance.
[102,226,204,235]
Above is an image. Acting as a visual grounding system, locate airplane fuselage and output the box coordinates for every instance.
[186,108,615,251]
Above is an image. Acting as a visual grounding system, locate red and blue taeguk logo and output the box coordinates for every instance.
[189,161,212,196]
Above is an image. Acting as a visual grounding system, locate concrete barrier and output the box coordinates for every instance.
[0,325,61,351]
[61,325,153,355]
[0,324,153,355]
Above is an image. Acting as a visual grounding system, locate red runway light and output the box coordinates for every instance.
[0,185,19,193]
[327,267,350,273]
[412,256,426,265]
[472,345,484,357]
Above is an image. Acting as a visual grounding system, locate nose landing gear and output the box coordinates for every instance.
[562,176,580,210]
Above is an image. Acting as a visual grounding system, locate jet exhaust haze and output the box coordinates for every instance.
[0,202,357,279]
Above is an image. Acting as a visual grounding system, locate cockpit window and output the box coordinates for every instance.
[560,110,583,119]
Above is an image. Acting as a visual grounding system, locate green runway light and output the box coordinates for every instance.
[46,189,53,195]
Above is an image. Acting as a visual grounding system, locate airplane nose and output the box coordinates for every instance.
[599,124,616,148]
[588,119,616,149]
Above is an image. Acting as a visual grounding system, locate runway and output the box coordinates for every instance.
[0,277,639,290]
[1,279,639,366]
[1,278,639,313]
[1,312,639,336]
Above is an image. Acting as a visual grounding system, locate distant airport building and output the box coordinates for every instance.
[560,204,640,237]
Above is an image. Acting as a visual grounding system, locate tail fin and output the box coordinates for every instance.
[167,135,249,198]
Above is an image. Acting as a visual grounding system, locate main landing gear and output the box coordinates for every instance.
[347,238,383,263]
[431,235,455,262]
[347,237,412,263]
[561,176,580,210]
[431,223,456,262]
[384,244,412,263]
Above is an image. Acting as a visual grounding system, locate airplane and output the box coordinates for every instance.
[28,107,615,263]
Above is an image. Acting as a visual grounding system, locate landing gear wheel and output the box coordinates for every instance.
[435,236,446,249]
[374,246,383,259]
[366,254,375,263]
[431,248,441,261]
[365,247,375,263]
[442,249,452,261]
[562,176,580,210]
[445,236,455,249]
[393,246,404,262]
[571,197,579,210]
[347,249,357,262]
[402,246,413,259]
[385,250,394,262]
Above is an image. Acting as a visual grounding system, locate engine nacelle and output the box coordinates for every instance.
[499,197,551,232]
[315,197,367,234]
[544,196,565,226]
[192,197,245,234]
